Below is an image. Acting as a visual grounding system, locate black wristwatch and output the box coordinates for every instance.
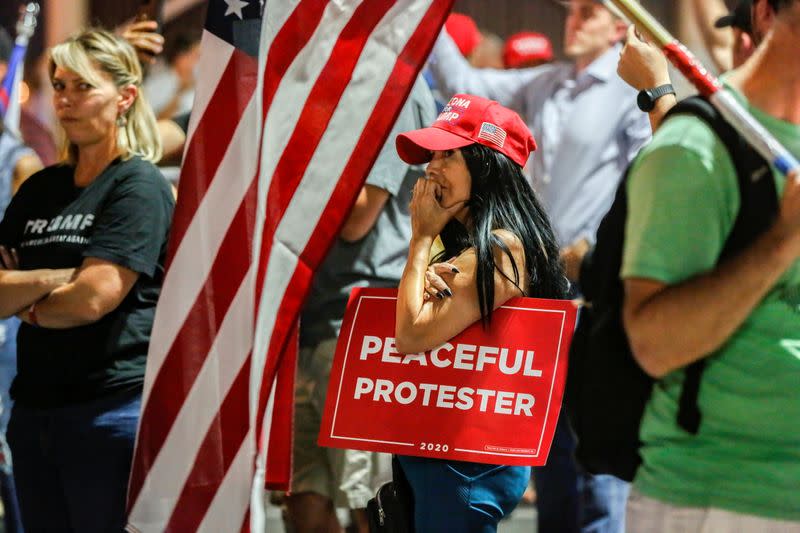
[637,84,676,112]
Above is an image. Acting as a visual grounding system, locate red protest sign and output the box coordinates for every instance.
[318,287,576,466]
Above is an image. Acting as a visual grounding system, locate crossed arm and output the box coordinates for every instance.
[0,249,139,329]
[0,268,74,318]
[395,230,526,355]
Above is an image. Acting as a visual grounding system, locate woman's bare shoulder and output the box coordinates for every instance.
[491,229,522,247]
[490,229,527,295]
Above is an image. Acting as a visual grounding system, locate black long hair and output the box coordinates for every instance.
[433,143,568,326]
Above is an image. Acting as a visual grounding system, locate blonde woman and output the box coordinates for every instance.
[0,29,173,532]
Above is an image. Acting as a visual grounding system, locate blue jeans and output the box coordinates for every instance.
[397,456,529,533]
[534,410,630,533]
[7,390,141,533]
[0,318,19,432]
[0,318,22,533]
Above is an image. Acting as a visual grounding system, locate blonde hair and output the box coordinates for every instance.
[49,28,162,163]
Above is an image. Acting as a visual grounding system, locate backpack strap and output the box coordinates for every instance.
[661,96,777,434]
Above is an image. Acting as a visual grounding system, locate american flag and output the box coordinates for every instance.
[478,121,507,149]
[126,1,452,531]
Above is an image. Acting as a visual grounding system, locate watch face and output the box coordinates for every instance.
[637,90,654,112]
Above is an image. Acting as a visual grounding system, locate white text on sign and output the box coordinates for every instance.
[353,378,536,416]
[355,336,544,417]
[359,336,544,376]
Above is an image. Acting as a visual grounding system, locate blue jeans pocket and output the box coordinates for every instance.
[444,462,529,523]
[445,461,506,481]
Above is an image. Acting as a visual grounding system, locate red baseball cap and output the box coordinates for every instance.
[504,32,554,68]
[396,94,537,168]
[444,13,481,58]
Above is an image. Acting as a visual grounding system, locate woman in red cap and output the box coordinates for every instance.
[393,94,568,532]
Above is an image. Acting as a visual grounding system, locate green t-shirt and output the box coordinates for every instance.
[622,88,800,521]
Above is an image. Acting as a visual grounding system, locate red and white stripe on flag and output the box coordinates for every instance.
[126,1,452,532]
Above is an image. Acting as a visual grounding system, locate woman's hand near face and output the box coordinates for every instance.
[410,178,465,240]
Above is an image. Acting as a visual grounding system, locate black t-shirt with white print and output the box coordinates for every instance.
[0,157,174,407]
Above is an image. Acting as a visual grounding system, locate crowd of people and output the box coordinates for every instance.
[0,0,797,531]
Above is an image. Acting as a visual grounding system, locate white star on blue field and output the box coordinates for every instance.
[223,0,249,19]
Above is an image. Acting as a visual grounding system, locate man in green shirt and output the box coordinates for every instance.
[621,0,800,529]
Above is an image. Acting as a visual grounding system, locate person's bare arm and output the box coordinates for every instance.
[12,153,43,193]
[0,246,74,318]
[560,238,590,283]
[623,171,800,378]
[429,31,539,109]
[396,236,525,354]
[18,257,140,329]
[0,269,74,318]
[157,118,187,162]
[339,184,390,242]
[692,0,734,73]
[617,26,677,131]
[395,178,524,354]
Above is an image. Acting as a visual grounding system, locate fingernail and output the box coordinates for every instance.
[443,289,452,297]
[436,292,443,299]
[451,267,460,273]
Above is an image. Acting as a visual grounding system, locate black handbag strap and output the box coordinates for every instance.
[677,360,705,434]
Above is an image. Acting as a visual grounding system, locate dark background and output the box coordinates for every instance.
[0,0,206,66]
[0,0,739,72]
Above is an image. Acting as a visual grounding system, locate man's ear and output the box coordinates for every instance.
[738,31,755,55]
[752,0,776,41]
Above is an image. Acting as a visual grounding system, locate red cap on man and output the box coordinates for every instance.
[444,13,482,58]
[503,32,554,68]
[396,94,537,168]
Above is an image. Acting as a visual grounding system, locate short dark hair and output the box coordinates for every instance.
[0,26,12,64]
[165,30,201,64]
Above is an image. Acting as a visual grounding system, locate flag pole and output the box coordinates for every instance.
[603,0,799,176]
[1,2,39,134]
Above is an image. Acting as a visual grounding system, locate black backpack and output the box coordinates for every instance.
[564,96,779,482]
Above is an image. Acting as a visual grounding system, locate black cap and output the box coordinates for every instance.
[715,0,753,35]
